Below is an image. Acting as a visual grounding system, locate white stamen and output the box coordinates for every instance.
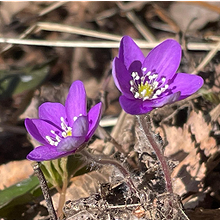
[152,94,158,99]
[141,89,146,97]
[134,92,140,98]
[56,136,61,142]
[132,72,137,78]
[143,96,149,101]
[142,67,147,72]
[135,75,140,80]
[130,87,134,92]
[141,76,145,81]
[73,116,77,121]
[146,71,151,76]
[153,81,159,88]
[155,89,162,96]
[152,74,158,79]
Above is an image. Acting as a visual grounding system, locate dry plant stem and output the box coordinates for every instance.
[192,40,220,74]
[136,115,173,193]
[0,38,218,50]
[32,162,57,220]
[80,149,138,194]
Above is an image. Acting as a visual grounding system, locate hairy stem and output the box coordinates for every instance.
[32,162,57,220]
[136,115,173,193]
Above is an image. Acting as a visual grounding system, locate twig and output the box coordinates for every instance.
[32,162,57,220]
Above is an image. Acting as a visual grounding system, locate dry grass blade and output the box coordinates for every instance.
[117,2,156,42]
[36,22,123,41]
[0,37,218,51]
[152,3,180,33]
[38,1,68,17]
[191,40,220,74]
[116,1,147,12]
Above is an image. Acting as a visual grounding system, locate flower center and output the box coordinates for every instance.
[129,68,169,101]
[45,115,83,146]
[138,81,154,99]
[45,116,75,146]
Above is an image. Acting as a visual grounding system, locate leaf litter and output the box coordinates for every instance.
[0,1,220,220]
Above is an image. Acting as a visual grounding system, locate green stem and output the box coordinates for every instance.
[57,157,69,219]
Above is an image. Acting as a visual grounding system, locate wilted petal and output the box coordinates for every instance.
[72,116,89,137]
[39,102,66,127]
[25,118,61,145]
[119,36,145,69]
[26,144,70,161]
[57,136,85,152]
[119,95,154,115]
[86,102,102,141]
[143,39,181,81]
[170,73,204,100]
[65,80,87,127]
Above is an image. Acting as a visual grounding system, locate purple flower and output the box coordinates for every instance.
[112,36,204,115]
[25,80,102,161]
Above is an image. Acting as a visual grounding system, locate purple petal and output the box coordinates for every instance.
[65,81,87,127]
[112,58,121,91]
[119,36,145,69]
[39,102,66,127]
[119,95,154,115]
[143,39,181,81]
[170,73,204,100]
[72,116,89,137]
[142,92,181,108]
[112,57,134,99]
[27,145,70,161]
[25,118,61,145]
[57,136,85,152]
[86,102,102,141]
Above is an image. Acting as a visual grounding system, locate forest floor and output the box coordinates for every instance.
[1,1,220,220]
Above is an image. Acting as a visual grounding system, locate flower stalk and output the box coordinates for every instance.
[32,162,57,220]
[136,115,173,193]
[57,157,68,219]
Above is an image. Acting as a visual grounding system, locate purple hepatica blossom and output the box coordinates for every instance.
[112,36,204,115]
[25,80,102,161]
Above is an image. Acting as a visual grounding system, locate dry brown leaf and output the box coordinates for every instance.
[156,110,217,208]
[169,2,220,32]
[0,160,33,190]
[41,167,113,210]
